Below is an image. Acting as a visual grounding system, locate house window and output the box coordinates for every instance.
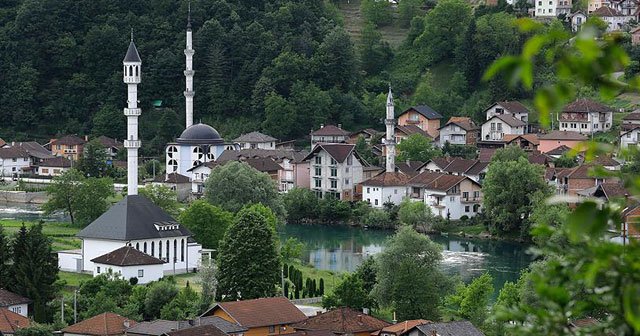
[11,306,21,314]
[495,108,504,114]
[628,133,632,138]
[465,206,470,212]
[497,123,502,131]
[315,156,321,165]
[347,155,353,165]
[315,190,323,198]
[181,239,185,262]
[166,240,170,260]
[330,158,337,165]
[463,192,469,199]
[12,158,16,162]
[315,167,321,176]
[474,191,480,198]
[450,196,455,201]
[97,266,101,274]
[314,179,322,188]
[41,168,49,174]
[491,123,496,131]
[473,204,481,212]
[174,239,177,262]
[562,122,567,128]
[375,199,379,206]
[269,326,276,334]
[345,178,350,185]
[144,242,148,254]
[367,187,370,193]
[138,269,144,278]
[330,168,337,177]
[394,189,398,194]
[594,124,599,129]
[159,241,162,259]
[330,180,337,189]
[136,242,140,250]
[581,123,587,129]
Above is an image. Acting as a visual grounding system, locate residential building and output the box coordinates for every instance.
[556,164,618,196]
[437,117,479,147]
[621,111,640,130]
[292,308,390,336]
[632,26,640,45]
[372,320,431,336]
[559,99,614,134]
[62,312,135,336]
[395,160,424,177]
[394,125,432,144]
[397,105,443,138]
[126,317,247,336]
[570,11,587,31]
[0,289,30,317]
[362,172,409,208]
[0,308,30,335]
[408,172,483,220]
[620,204,640,245]
[36,156,72,177]
[95,136,123,159]
[481,115,526,142]
[0,147,30,178]
[302,143,366,200]
[484,101,530,124]
[234,131,278,150]
[503,134,540,151]
[546,144,572,158]
[310,125,350,146]
[188,161,218,195]
[620,127,640,149]
[152,172,192,201]
[418,157,488,183]
[535,0,572,16]
[10,141,54,165]
[201,297,308,336]
[91,246,165,284]
[538,130,588,153]
[49,135,86,161]
[406,321,484,336]
[348,128,383,144]
[591,6,633,31]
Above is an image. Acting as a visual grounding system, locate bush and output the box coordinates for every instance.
[361,0,393,27]
[460,215,469,221]
[431,219,450,233]
[362,208,394,229]
[129,277,138,285]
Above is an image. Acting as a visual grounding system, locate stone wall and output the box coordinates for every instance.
[0,191,49,204]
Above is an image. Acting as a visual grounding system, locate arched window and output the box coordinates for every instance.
[167,146,178,158]
[181,239,185,262]
[135,66,139,76]
[151,241,155,256]
[144,242,147,254]
[166,240,170,260]
[174,239,177,263]
[168,159,178,172]
[192,160,202,167]
[136,242,140,250]
[159,241,163,259]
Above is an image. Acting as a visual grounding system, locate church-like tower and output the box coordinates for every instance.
[123,33,142,195]
[384,86,396,172]
[184,3,195,128]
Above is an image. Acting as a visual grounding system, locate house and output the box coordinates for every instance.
[234,132,278,150]
[292,308,389,336]
[10,141,55,165]
[188,162,218,195]
[419,157,489,183]
[591,155,622,170]
[201,297,308,336]
[363,166,385,180]
[0,289,30,317]
[0,147,30,178]
[570,11,587,31]
[621,111,640,130]
[557,164,618,196]
[310,125,350,146]
[96,136,124,159]
[538,130,588,153]
[484,101,530,124]
[397,105,443,138]
[0,308,31,335]
[371,320,431,336]
[546,144,572,158]
[408,172,483,219]
[394,125,431,143]
[362,172,410,207]
[583,181,629,201]
[395,160,424,177]
[559,99,614,134]
[592,4,633,31]
[535,0,572,17]
[126,317,247,336]
[152,173,192,202]
[62,312,135,336]
[348,129,383,145]
[302,143,367,200]
[620,127,640,149]
[481,115,526,142]
[90,246,165,284]
[619,204,640,245]
[610,0,639,16]
[50,135,87,161]
[437,117,479,147]
[503,134,539,151]
[406,321,484,336]
[36,156,72,177]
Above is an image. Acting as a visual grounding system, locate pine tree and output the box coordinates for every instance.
[319,278,325,296]
[0,226,9,286]
[283,263,288,278]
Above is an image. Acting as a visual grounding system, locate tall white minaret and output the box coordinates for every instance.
[385,85,396,173]
[184,3,195,128]
[123,32,142,195]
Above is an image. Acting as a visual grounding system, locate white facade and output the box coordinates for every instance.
[0,157,30,177]
[409,178,482,220]
[438,124,469,146]
[620,128,640,149]
[58,250,83,272]
[485,104,528,123]
[571,12,587,31]
[362,185,406,208]
[481,116,525,141]
[166,144,231,179]
[7,303,28,317]
[600,14,633,32]
[535,0,572,16]
[93,263,164,285]
[559,111,613,134]
[309,148,364,200]
[36,165,69,177]
[239,141,275,150]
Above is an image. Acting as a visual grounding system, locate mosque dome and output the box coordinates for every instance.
[176,123,224,145]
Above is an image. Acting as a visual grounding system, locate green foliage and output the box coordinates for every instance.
[398,0,425,28]
[553,153,578,168]
[205,161,285,219]
[14,325,54,336]
[491,145,527,163]
[197,258,218,313]
[397,134,442,162]
[76,139,108,178]
[319,197,352,224]
[442,273,494,327]
[416,0,473,65]
[42,169,114,227]
[397,198,437,231]
[216,206,281,300]
[322,273,372,310]
[360,23,394,76]
[0,226,8,286]
[76,271,134,320]
[362,208,394,229]
[442,143,478,159]
[179,200,233,250]
[361,0,393,27]
[160,285,200,320]
[283,188,320,222]
[281,237,305,263]
[139,184,180,217]
[144,280,179,320]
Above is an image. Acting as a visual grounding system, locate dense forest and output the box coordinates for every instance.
[0,0,572,155]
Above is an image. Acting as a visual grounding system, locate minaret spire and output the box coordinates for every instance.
[184,3,195,128]
[123,36,142,195]
[384,84,396,173]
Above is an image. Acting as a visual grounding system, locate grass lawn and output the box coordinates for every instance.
[1,219,81,251]
[288,261,342,297]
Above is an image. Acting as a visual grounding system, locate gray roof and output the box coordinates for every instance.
[0,289,31,307]
[124,41,142,63]
[14,142,54,159]
[233,131,277,143]
[77,195,191,240]
[176,123,223,145]
[489,114,526,127]
[217,149,308,164]
[402,105,443,119]
[414,321,484,336]
[127,317,247,336]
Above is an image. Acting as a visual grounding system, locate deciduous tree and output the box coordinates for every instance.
[179,200,233,250]
[442,273,494,326]
[139,184,180,217]
[397,134,442,163]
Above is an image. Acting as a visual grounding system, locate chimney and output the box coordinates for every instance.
[362,308,370,315]
[338,124,342,129]
[320,124,324,129]
[357,314,363,323]
[123,319,130,329]
[392,312,397,324]
[84,135,89,141]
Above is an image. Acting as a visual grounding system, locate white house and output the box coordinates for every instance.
[481,114,526,142]
[535,0,572,16]
[310,124,350,146]
[437,117,479,147]
[559,99,613,134]
[233,131,278,150]
[591,6,633,31]
[408,172,483,220]
[570,11,587,31]
[362,172,409,208]
[36,156,72,177]
[484,101,529,123]
[302,143,366,200]
[419,157,489,183]
[0,289,30,317]
[151,172,192,202]
[620,127,640,149]
[91,246,165,284]
[0,147,30,178]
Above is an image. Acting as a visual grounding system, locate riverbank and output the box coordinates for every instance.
[0,219,80,251]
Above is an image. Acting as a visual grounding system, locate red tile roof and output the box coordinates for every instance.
[623,112,640,120]
[292,308,390,334]
[96,136,123,148]
[91,246,165,266]
[546,145,572,156]
[362,171,410,187]
[52,135,86,146]
[562,99,613,113]
[244,157,282,173]
[154,172,191,184]
[371,320,431,336]
[439,117,478,131]
[204,297,307,328]
[478,148,497,162]
[408,171,470,192]
[591,5,624,16]
[303,144,360,164]
[539,130,588,141]
[591,156,620,167]
[503,134,539,146]
[39,156,72,168]
[493,101,530,114]
[62,312,135,336]
[0,308,30,334]
[395,161,424,177]
[311,125,350,136]
[396,125,431,139]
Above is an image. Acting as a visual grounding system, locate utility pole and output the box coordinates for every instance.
[73,290,78,324]
[61,296,64,323]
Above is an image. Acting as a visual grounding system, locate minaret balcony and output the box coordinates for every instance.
[184,49,194,56]
[184,70,195,76]
[124,108,142,116]
[124,76,141,84]
[124,140,141,148]
[385,119,396,125]
[184,90,195,97]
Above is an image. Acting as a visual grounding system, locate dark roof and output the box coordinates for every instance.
[372,320,432,336]
[14,141,54,159]
[124,41,142,63]
[566,164,609,179]
[396,125,431,139]
[350,128,382,138]
[176,124,224,145]
[466,161,489,175]
[562,99,613,113]
[592,5,624,16]
[53,135,86,146]
[97,136,123,148]
[166,325,227,336]
[0,289,31,307]
[202,297,307,328]
[0,308,30,334]
[0,147,29,159]
[591,156,620,167]
[395,161,424,177]
[413,321,484,336]
[91,246,165,266]
[493,101,530,114]
[623,112,640,121]
[363,171,409,187]
[420,157,485,175]
[539,130,588,141]
[154,173,190,184]
[595,182,629,200]
[311,125,350,136]
[302,144,360,164]
[439,117,478,131]
[478,148,497,162]
[233,131,278,143]
[503,134,539,146]
[63,312,136,336]
[39,156,72,168]
[443,158,478,174]
[528,152,550,166]
[292,308,389,333]
[127,317,246,336]
[547,145,572,155]
[244,157,282,172]
[409,172,470,192]
[77,195,192,240]
[400,105,443,119]
[216,149,308,164]
[488,114,526,127]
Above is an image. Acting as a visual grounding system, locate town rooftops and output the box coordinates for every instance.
[408,171,473,192]
[62,312,135,336]
[623,111,640,121]
[0,308,30,334]
[591,155,621,167]
[396,125,431,139]
[562,99,613,113]
[395,161,424,177]
[13,141,54,159]
[591,5,624,16]
[166,325,228,336]
[97,135,123,148]
[420,157,487,176]
[0,289,31,307]
[52,135,86,146]
[410,321,484,336]
[77,195,192,241]
[233,131,278,143]
[566,164,608,179]
[127,317,247,336]
[487,114,526,127]
[503,134,539,145]
[371,319,431,336]
[491,101,530,114]
[91,246,165,266]
[202,297,307,328]
[400,105,443,119]
[292,307,390,334]
[439,117,479,131]
[217,148,308,164]
[243,157,282,172]
[0,147,29,159]
[362,171,410,187]
[303,143,363,164]
[539,130,588,141]
[154,172,191,184]
[39,156,72,168]
[594,182,629,200]
[311,125,350,137]
[547,145,572,156]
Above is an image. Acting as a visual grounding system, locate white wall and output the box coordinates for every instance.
[8,303,28,317]
[485,104,528,122]
[621,129,640,149]
[362,185,406,208]
[36,166,69,177]
[559,111,613,134]
[58,250,83,272]
[240,142,275,150]
[310,150,363,199]
[481,119,524,141]
[438,125,467,147]
[94,263,164,284]
[0,157,30,177]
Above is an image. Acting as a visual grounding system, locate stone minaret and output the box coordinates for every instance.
[123,32,142,195]
[385,86,396,173]
[184,3,195,128]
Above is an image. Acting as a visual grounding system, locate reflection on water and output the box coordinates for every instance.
[279,224,532,296]
[0,202,67,221]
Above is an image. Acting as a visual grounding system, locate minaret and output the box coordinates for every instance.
[385,85,396,173]
[123,32,142,195]
[184,3,195,129]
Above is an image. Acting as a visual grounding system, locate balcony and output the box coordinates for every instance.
[124,108,141,116]
[63,148,77,154]
[461,197,482,203]
[429,202,446,208]
[124,140,141,148]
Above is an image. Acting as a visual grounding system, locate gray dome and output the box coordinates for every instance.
[176,123,224,145]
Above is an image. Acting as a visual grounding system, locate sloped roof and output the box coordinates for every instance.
[487,114,526,127]
[217,149,308,164]
[233,131,278,143]
[408,171,471,192]
[493,101,530,114]
[396,125,431,139]
[302,144,361,164]
[528,152,550,166]
[0,147,29,159]
[0,308,30,334]
[154,172,190,184]
[591,156,621,167]
[413,321,484,336]
[292,308,389,333]
[595,182,629,200]
[443,158,478,174]
[503,134,539,146]
[400,105,443,119]
[39,156,72,168]
[91,246,164,266]
[363,171,409,187]
[562,99,613,113]
[124,41,142,63]
[97,136,123,148]
[539,130,588,141]
[371,320,431,336]
[478,148,497,162]
[547,145,572,155]
[53,135,86,146]
[466,161,489,175]
[14,141,54,159]
[0,289,31,307]
[244,157,282,172]
[591,5,624,16]
[567,164,608,179]
[166,325,228,336]
[311,125,350,136]
[126,317,246,336]
[623,112,640,120]
[395,161,424,177]
[63,312,135,336]
[77,195,192,240]
[439,117,478,131]
[203,297,307,328]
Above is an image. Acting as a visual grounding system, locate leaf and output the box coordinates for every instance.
[482,56,519,82]
[566,201,607,242]
[623,284,640,331]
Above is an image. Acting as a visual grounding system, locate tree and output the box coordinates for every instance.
[14,325,54,336]
[553,153,577,168]
[283,188,320,222]
[281,237,305,263]
[442,273,494,327]
[217,206,281,300]
[9,223,58,322]
[205,161,286,219]
[0,226,8,286]
[397,198,437,231]
[322,273,372,310]
[362,208,393,229]
[139,184,180,217]
[179,200,233,250]
[42,169,113,227]
[160,285,200,320]
[144,281,179,319]
[361,0,393,27]
[491,145,527,162]
[415,0,473,64]
[373,226,452,320]
[76,139,108,178]
[397,134,442,163]
[359,23,394,76]
[198,258,218,313]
